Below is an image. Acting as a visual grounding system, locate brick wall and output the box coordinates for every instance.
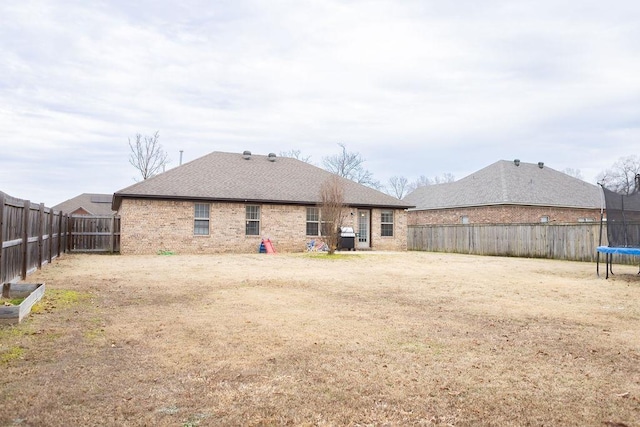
[370,208,408,251]
[408,205,601,225]
[119,199,408,254]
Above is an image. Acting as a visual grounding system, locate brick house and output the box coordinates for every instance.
[112,151,414,254]
[53,193,116,216]
[403,160,602,225]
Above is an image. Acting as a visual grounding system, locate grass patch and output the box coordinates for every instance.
[84,317,106,340]
[31,289,88,314]
[0,324,32,340]
[0,346,24,365]
[1,297,25,306]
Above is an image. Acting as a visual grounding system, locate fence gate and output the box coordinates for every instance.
[70,215,120,253]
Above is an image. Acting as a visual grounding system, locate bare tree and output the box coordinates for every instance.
[597,155,640,194]
[406,173,455,193]
[387,176,409,199]
[562,167,584,180]
[433,173,456,184]
[279,149,312,163]
[407,175,432,192]
[129,131,169,180]
[322,143,380,189]
[319,175,347,255]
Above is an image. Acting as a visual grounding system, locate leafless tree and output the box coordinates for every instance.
[406,173,455,193]
[562,167,584,180]
[387,176,409,199]
[597,155,640,194]
[279,149,312,163]
[433,173,456,184]
[319,175,348,255]
[322,143,380,189]
[128,131,169,180]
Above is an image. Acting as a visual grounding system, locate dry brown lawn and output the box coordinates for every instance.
[1,251,639,426]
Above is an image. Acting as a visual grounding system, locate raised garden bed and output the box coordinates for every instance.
[0,283,46,325]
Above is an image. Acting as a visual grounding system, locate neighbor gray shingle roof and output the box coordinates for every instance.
[113,151,413,210]
[53,193,116,215]
[403,160,602,210]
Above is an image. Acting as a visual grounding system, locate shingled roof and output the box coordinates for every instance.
[403,160,602,210]
[53,193,116,215]
[113,151,413,210]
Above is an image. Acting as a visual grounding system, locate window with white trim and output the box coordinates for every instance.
[461,216,469,224]
[306,207,319,236]
[381,210,394,237]
[540,216,549,223]
[194,203,210,235]
[246,205,260,235]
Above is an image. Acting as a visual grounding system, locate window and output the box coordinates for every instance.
[381,210,394,237]
[540,216,549,223]
[194,203,210,235]
[246,205,260,235]
[306,207,319,236]
[461,216,469,224]
[578,218,595,223]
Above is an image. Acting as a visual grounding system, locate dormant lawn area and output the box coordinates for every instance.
[1,252,639,426]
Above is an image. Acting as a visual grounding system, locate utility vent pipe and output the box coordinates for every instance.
[243,150,251,160]
[268,153,276,162]
[179,150,183,165]
[514,159,520,166]
[538,162,544,168]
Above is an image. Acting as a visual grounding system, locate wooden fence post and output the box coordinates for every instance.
[0,192,5,284]
[37,203,44,270]
[21,200,30,280]
[67,214,72,252]
[48,207,54,263]
[56,212,62,257]
[109,215,115,254]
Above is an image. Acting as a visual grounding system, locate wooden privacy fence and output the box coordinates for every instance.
[408,223,636,263]
[69,215,120,253]
[0,191,71,285]
[1,191,121,284]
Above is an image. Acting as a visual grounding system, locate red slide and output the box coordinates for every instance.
[263,238,276,254]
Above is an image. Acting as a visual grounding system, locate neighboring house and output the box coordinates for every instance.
[403,160,602,225]
[52,193,116,216]
[112,151,414,254]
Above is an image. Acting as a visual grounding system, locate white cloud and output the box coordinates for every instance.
[1,0,640,205]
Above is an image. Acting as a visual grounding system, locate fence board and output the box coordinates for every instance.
[408,223,639,264]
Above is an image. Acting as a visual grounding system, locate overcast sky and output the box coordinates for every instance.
[2,0,639,207]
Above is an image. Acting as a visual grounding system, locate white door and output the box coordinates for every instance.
[357,209,370,249]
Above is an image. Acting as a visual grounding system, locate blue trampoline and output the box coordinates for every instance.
[597,185,640,278]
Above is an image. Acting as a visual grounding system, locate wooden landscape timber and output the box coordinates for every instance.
[0,282,45,324]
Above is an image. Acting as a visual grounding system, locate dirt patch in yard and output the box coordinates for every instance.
[1,252,639,426]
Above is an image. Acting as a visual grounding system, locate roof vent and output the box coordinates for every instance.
[268,153,276,162]
[242,150,251,160]
[538,162,544,169]
[514,159,520,166]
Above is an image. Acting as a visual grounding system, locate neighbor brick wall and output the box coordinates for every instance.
[119,199,408,254]
[407,205,601,225]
